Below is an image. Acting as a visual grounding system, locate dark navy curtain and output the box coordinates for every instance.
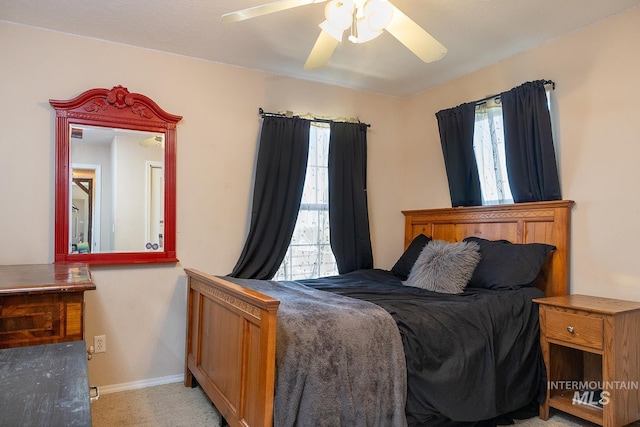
[501,80,562,202]
[328,122,373,274]
[230,116,310,279]
[435,102,482,207]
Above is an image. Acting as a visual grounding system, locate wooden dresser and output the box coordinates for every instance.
[0,263,95,349]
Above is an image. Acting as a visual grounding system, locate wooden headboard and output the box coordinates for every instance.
[402,200,574,297]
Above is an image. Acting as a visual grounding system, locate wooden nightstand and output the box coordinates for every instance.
[534,295,640,427]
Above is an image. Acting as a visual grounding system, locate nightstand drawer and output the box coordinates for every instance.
[545,310,603,350]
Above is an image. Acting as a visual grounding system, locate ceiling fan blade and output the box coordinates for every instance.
[222,0,328,23]
[304,30,341,70]
[385,5,447,63]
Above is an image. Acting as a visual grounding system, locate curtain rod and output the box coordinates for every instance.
[258,108,371,128]
[474,79,556,105]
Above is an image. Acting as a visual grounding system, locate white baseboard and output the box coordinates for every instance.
[98,374,183,395]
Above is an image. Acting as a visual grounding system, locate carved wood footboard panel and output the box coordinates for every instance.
[184,269,279,427]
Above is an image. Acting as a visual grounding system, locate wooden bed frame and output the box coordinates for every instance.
[184,200,575,427]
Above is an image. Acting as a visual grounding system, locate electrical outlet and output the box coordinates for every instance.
[94,335,106,353]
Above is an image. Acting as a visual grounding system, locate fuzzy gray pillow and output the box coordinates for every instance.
[403,240,481,294]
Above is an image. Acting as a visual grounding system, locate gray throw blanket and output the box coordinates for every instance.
[226,277,407,427]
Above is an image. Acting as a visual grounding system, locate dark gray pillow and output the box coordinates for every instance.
[463,237,556,290]
[403,240,480,294]
[391,234,431,280]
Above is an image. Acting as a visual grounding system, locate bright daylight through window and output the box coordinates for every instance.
[473,90,552,205]
[274,123,338,280]
[473,97,513,205]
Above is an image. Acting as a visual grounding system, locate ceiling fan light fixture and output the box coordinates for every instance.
[364,0,393,32]
[325,1,354,31]
[319,20,345,41]
[348,17,382,43]
[341,0,391,44]
[139,135,164,147]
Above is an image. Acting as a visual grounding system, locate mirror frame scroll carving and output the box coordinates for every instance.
[50,85,182,265]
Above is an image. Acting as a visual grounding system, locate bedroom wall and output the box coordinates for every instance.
[404,6,640,302]
[0,22,405,388]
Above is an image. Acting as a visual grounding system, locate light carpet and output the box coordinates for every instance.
[91,382,596,427]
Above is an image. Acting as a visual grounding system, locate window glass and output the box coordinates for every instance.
[473,98,513,205]
[274,123,338,280]
[473,90,553,205]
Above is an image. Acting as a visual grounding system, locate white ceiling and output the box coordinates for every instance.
[1,0,639,97]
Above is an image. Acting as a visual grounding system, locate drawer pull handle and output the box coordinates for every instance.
[567,326,575,334]
[89,385,100,402]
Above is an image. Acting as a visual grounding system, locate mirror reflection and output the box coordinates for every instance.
[69,125,164,254]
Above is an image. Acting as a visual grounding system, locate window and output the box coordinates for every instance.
[274,123,338,280]
[473,90,552,205]
[472,98,513,205]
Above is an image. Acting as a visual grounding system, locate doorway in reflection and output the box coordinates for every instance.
[71,169,98,253]
[146,161,164,251]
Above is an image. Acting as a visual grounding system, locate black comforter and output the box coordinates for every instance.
[300,269,545,426]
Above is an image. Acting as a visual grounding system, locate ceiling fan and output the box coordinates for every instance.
[222,0,447,70]
[138,135,164,147]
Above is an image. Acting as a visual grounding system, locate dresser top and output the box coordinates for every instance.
[0,341,92,426]
[533,294,640,315]
[0,263,95,294]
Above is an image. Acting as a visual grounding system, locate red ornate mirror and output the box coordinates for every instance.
[50,86,182,265]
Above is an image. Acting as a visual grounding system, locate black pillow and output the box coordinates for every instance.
[391,234,431,280]
[463,237,556,290]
